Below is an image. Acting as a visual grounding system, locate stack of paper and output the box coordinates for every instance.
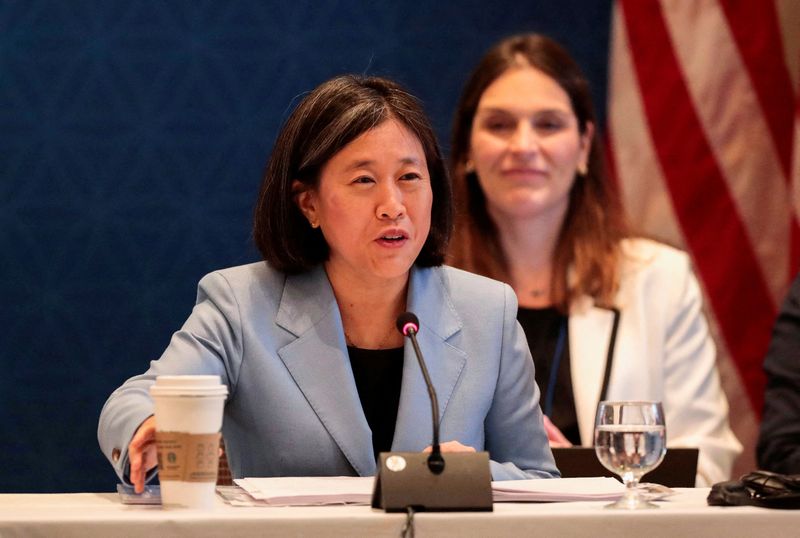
[231,476,373,506]
[491,477,625,502]
[223,476,627,507]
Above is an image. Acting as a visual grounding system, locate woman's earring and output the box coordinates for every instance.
[309,220,319,229]
[577,162,588,176]
[465,160,475,174]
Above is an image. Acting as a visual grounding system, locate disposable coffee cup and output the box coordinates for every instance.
[149,375,228,509]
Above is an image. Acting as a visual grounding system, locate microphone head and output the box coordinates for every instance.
[396,312,419,336]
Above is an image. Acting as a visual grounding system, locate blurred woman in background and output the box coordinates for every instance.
[447,33,740,486]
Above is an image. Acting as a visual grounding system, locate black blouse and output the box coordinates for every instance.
[347,346,404,461]
[517,307,582,445]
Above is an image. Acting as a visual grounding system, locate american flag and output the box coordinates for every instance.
[607,0,800,475]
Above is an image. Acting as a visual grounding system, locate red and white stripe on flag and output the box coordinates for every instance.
[607,0,800,474]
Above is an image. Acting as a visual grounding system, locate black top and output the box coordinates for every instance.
[347,346,404,461]
[757,272,800,474]
[517,307,582,445]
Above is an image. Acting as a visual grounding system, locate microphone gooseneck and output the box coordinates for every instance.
[396,312,444,474]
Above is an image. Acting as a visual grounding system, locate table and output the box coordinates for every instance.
[1,488,798,537]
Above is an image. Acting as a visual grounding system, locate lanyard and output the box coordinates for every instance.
[543,318,567,418]
[542,307,620,418]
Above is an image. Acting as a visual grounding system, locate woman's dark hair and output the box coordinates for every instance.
[448,34,629,311]
[254,75,452,273]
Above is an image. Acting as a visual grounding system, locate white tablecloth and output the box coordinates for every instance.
[0,488,797,537]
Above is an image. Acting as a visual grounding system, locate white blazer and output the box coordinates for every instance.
[569,239,741,486]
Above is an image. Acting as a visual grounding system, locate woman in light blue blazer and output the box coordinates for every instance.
[98,75,558,492]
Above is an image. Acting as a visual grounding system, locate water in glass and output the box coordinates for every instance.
[594,401,666,509]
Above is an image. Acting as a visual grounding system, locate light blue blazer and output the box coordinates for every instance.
[98,262,558,482]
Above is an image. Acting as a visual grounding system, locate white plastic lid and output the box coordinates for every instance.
[149,375,228,397]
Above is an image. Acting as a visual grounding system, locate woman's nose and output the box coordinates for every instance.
[376,183,405,220]
[509,124,539,154]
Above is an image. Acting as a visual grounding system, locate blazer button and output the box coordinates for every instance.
[112,448,121,463]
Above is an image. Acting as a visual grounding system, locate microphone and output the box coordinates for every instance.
[371,312,492,512]
[395,312,444,474]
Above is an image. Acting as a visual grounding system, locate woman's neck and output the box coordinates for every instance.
[490,205,567,308]
[325,264,408,349]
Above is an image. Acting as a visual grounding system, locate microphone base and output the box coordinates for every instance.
[371,451,493,512]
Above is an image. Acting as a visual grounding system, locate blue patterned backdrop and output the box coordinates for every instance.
[0,1,611,492]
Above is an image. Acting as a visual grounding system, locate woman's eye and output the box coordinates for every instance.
[485,120,514,132]
[534,113,570,132]
[535,119,563,131]
[352,176,374,184]
[400,172,421,181]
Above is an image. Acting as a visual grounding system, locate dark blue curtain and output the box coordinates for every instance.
[0,0,612,492]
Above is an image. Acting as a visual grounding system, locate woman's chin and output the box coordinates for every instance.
[365,256,419,282]
[490,193,569,221]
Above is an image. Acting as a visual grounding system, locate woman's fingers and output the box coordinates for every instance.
[422,440,477,453]
[128,416,157,493]
[543,415,573,448]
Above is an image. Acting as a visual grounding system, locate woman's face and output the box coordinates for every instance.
[469,66,593,223]
[297,118,433,286]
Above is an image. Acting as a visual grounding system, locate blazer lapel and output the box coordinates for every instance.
[393,267,466,450]
[275,266,375,476]
[569,297,617,445]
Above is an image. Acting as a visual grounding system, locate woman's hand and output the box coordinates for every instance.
[423,440,477,453]
[128,416,158,493]
[543,415,573,448]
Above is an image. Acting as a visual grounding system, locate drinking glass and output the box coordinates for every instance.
[594,401,666,509]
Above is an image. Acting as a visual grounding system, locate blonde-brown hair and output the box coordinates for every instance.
[448,34,629,312]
